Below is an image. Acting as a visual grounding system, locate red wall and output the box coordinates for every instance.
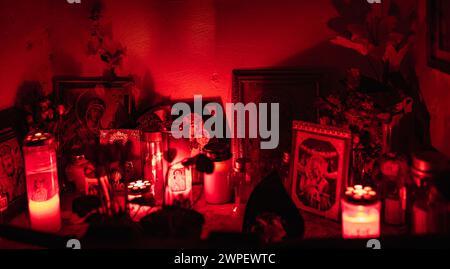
[0,0,336,109]
[0,0,448,156]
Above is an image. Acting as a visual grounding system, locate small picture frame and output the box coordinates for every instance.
[54,76,134,131]
[0,128,26,223]
[99,129,143,188]
[290,121,352,221]
[165,164,192,208]
[54,76,134,164]
[85,177,100,196]
[428,0,450,74]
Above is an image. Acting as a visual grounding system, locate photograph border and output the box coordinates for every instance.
[53,76,135,127]
[428,0,450,74]
[0,127,27,224]
[289,121,352,221]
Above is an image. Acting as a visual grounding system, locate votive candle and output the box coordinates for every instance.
[342,186,380,239]
[23,132,61,233]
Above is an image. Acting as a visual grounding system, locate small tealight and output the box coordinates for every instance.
[354,190,365,196]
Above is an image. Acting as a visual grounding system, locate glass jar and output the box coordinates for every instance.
[341,185,381,239]
[142,132,164,204]
[0,192,8,213]
[376,112,392,155]
[65,154,92,194]
[23,132,61,233]
[411,151,450,235]
[203,142,232,204]
[279,152,291,193]
[231,158,256,216]
[377,152,410,225]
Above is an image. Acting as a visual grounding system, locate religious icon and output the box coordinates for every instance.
[290,121,351,221]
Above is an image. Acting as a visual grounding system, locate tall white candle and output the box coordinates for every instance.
[24,132,61,233]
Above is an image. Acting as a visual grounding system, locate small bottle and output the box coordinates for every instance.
[279,152,291,193]
[377,113,393,155]
[0,192,8,213]
[377,153,410,226]
[0,192,8,224]
[231,158,254,216]
[65,154,92,194]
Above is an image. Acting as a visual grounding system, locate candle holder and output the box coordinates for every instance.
[0,193,7,213]
[203,142,232,204]
[127,179,159,221]
[23,132,61,233]
[127,180,153,200]
[341,185,380,239]
[141,132,164,205]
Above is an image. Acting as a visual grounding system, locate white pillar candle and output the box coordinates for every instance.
[24,132,61,233]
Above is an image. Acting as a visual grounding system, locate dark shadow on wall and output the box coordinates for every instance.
[14,81,45,123]
[277,41,382,83]
[274,41,432,157]
[327,0,371,37]
[49,50,83,77]
[135,70,171,115]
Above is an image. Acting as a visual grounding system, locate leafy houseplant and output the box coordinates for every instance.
[319,0,422,184]
[86,1,125,78]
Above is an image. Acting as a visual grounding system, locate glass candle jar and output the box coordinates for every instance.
[342,185,380,239]
[411,151,450,235]
[231,158,255,216]
[279,152,291,193]
[23,132,61,233]
[376,113,393,155]
[128,179,153,201]
[142,132,164,204]
[0,193,8,213]
[377,153,409,226]
[203,142,232,204]
[65,154,92,194]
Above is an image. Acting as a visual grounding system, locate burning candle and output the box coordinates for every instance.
[128,179,152,200]
[23,132,61,233]
[342,186,380,239]
[127,180,155,220]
